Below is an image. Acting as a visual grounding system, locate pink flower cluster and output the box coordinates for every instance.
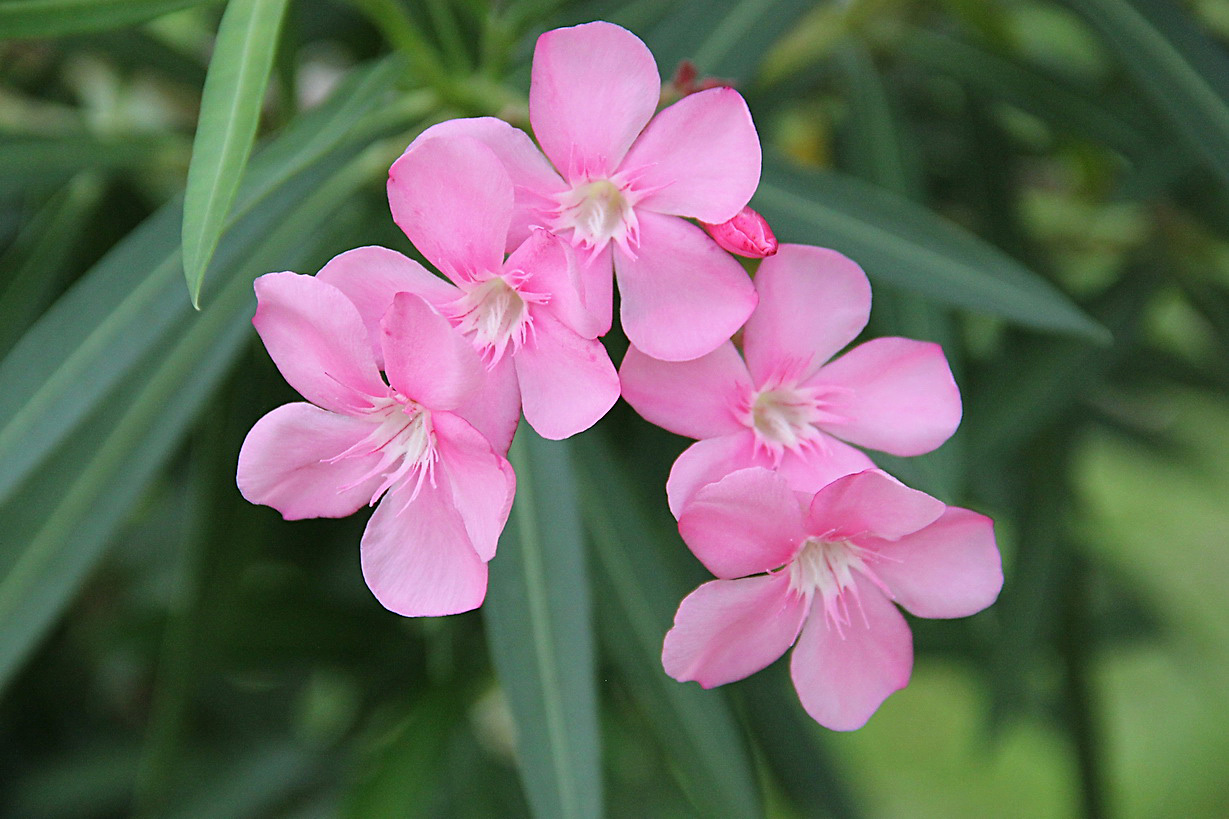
[236,21,1003,730]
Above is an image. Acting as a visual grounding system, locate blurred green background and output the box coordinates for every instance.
[2,0,1228,816]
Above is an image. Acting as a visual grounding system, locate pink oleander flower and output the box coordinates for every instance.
[663,467,1003,731]
[701,205,778,258]
[620,243,963,518]
[236,271,515,617]
[379,135,619,441]
[397,21,761,362]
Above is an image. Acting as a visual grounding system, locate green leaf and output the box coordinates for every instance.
[645,0,814,81]
[0,175,104,356]
[0,0,221,38]
[738,664,865,819]
[0,148,378,695]
[898,26,1156,160]
[1066,0,1229,192]
[573,435,762,819]
[834,44,965,501]
[0,60,404,693]
[0,133,184,187]
[755,157,1110,341]
[183,0,292,308]
[0,57,402,512]
[0,269,252,695]
[484,429,603,819]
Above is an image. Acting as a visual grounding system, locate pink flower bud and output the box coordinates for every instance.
[702,206,778,258]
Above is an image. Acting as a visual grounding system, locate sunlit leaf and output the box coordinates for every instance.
[183,0,292,307]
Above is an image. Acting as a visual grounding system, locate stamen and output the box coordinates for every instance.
[788,537,893,638]
[323,396,439,507]
[740,377,850,463]
[551,177,639,253]
[447,273,547,366]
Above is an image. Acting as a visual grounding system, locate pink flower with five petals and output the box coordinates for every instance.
[620,244,963,518]
[379,135,620,441]
[663,467,1002,730]
[236,271,515,617]
[395,21,761,362]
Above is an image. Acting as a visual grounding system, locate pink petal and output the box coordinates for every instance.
[380,292,484,411]
[506,228,601,338]
[237,402,385,520]
[742,245,871,385]
[434,412,516,562]
[576,244,614,336]
[867,507,1003,619]
[387,136,512,283]
[621,87,760,223]
[360,479,487,617]
[615,212,756,362]
[405,117,566,252]
[790,576,913,730]
[806,469,945,543]
[514,310,619,440]
[662,573,807,688]
[252,272,386,414]
[776,437,877,496]
[452,355,521,454]
[677,467,806,579]
[665,432,769,519]
[316,246,458,369]
[619,342,750,440]
[808,337,962,457]
[530,21,660,180]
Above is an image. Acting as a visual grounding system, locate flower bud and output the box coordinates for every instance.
[702,206,778,258]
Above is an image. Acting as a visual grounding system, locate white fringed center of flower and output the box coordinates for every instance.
[748,386,824,448]
[551,178,639,255]
[739,372,852,463]
[329,393,438,510]
[449,271,547,366]
[788,537,891,636]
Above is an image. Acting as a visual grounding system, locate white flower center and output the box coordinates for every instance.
[448,272,546,366]
[788,536,892,636]
[740,378,851,462]
[551,178,639,254]
[748,386,822,448]
[328,393,438,509]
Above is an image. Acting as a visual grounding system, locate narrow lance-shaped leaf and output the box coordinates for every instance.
[834,43,964,502]
[1065,0,1229,194]
[755,157,1110,342]
[572,435,762,818]
[183,0,292,307]
[484,430,603,819]
[0,57,405,512]
[0,146,381,695]
[0,0,220,37]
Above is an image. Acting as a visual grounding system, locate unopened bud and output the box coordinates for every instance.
[702,206,778,258]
